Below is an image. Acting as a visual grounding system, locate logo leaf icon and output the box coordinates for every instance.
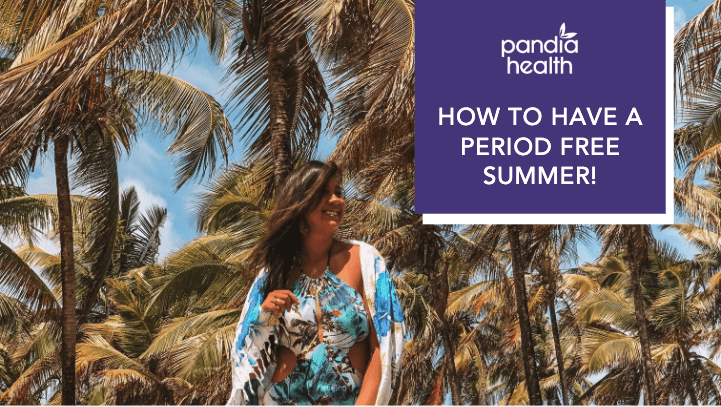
[559,23,576,39]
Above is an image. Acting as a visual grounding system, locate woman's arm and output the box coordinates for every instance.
[355,322,382,405]
[229,275,296,404]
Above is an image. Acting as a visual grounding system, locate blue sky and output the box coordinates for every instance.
[20,41,337,258]
[17,1,708,264]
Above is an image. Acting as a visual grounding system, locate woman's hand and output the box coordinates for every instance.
[261,290,299,315]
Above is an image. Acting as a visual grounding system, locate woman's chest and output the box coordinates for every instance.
[279,271,370,352]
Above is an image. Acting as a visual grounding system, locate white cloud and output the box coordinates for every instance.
[26,159,56,195]
[178,63,226,100]
[120,178,167,209]
[131,139,163,162]
[674,7,687,34]
[119,139,164,176]
[158,214,179,260]
[4,234,58,256]
[119,178,179,261]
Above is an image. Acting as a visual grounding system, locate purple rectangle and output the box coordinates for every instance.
[416,0,667,215]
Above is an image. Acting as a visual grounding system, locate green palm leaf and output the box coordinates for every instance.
[76,335,159,383]
[582,328,641,374]
[0,241,58,312]
[116,69,233,189]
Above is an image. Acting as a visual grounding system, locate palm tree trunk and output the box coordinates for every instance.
[54,135,76,405]
[548,281,569,405]
[440,336,461,405]
[507,225,543,405]
[420,223,461,404]
[437,264,461,405]
[626,231,656,406]
[268,38,293,188]
[575,370,617,404]
[682,348,699,405]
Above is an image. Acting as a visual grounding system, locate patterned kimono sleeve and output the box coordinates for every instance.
[356,241,408,405]
[227,270,279,405]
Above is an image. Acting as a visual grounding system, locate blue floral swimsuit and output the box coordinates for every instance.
[262,259,370,405]
[228,241,405,406]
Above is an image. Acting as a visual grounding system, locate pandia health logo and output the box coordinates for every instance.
[502,24,578,74]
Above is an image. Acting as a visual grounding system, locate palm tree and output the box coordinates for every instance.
[505,225,544,405]
[0,2,235,401]
[225,1,331,190]
[445,250,591,405]
[573,246,721,404]
[75,164,271,403]
[532,225,589,406]
[0,184,168,404]
[595,225,657,405]
[0,185,57,404]
[77,267,180,405]
[0,185,63,345]
[464,225,544,404]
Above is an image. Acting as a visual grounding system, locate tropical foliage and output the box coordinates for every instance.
[3,0,721,405]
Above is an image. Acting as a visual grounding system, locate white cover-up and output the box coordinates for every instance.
[227,241,407,405]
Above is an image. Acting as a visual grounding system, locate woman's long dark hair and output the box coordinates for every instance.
[252,161,340,299]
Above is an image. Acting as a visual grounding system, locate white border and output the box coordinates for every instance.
[424,8,675,225]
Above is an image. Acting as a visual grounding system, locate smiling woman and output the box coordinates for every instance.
[227,161,406,406]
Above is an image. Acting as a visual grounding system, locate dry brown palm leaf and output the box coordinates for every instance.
[674,178,721,233]
[97,368,158,391]
[173,365,230,405]
[116,69,233,188]
[0,240,58,314]
[0,0,66,47]
[329,0,414,173]
[9,0,87,68]
[0,0,200,176]
[675,0,721,104]
[2,348,60,404]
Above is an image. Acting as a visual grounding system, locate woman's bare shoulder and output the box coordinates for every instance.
[335,241,360,256]
[332,240,364,295]
[333,241,361,271]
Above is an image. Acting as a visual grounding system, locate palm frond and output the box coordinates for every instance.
[226,31,330,167]
[1,349,59,404]
[578,288,637,332]
[0,184,52,244]
[142,309,240,359]
[8,0,87,68]
[71,130,119,321]
[76,335,159,383]
[116,69,233,189]
[0,0,204,179]
[0,241,58,312]
[167,324,236,381]
[128,205,167,267]
[675,0,721,104]
[582,328,641,374]
[0,292,30,336]
[329,0,414,175]
[196,0,242,63]
[144,242,237,316]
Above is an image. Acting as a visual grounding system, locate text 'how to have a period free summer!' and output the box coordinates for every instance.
[440,106,643,186]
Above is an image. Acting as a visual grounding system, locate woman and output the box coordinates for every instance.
[228,161,406,405]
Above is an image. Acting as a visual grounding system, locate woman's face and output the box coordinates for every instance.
[304,176,344,236]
